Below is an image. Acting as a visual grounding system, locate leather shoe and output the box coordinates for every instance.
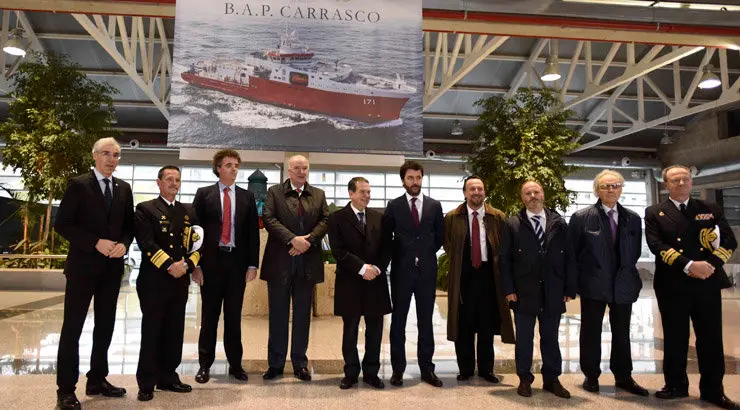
[194,367,210,384]
[137,390,153,401]
[701,394,739,409]
[56,392,81,410]
[655,385,689,399]
[339,377,358,390]
[294,367,312,381]
[390,372,404,387]
[615,377,649,396]
[86,379,126,397]
[362,376,385,389]
[517,379,533,397]
[262,367,284,380]
[228,367,249,381]
[456,373,473,381]
[421,372,443,387]
[156,381,192,393]
[582,377,599,393]
[480,373,500,383]
[544,380,571,399]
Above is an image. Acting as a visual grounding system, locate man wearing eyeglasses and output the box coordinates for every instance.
[54,137,134,410]
[568,169,648,397]
[645,165,737,409]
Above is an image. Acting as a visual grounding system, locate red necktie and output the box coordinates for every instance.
[296,188,304,216]
[411,197,419,228]
[220,187,231,244]
[471,211,482,268]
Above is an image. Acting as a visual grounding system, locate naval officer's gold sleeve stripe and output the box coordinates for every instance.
[189,251,201,267]
[666,252,680,266]
[660,249,677,264]
[151,249,170,268]
[183,226,192,250]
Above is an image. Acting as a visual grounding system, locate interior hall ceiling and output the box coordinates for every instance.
[0,0,739,162]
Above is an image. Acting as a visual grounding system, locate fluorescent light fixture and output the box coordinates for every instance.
[698,64,721,89]
[451,120,463,136]
[541,56,561,82]
[2,28,26,57]
[561,0,740,11]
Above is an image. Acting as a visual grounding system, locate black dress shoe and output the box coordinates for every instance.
[56,392,81,410]
[582,377,599,393]
[194,367,210,384]
[390,372,404,386]
[655,385,689,399]
[294,367,312,381]
[480,373,500,383]
[228,367,249,381]
[339,377,358,390]
[156,381,192,393]
[421,372,443,387]
[137,390,154,402]
[362,376,385,389]
[263,367,284,380]
[517,378,533,397]
[86,379,126,397]
[615,377,649,396]
[456,373,473,381]
[544,380,571,399]
[701,394,739,409]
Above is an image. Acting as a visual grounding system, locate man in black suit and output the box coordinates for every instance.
[568,169,648,396]
[328,177,392,390]
[261,155,329,382]
[646,165,737,409]
[134,166,201,401]
[54,137,134,410]
[383,160,445,387]
[501,181,576,398]
[192,149,260,384]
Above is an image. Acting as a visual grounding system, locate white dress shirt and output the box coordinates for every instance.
[351,203,380,277]
[602,204,618,226]
[160,196,175,206]
[467,205,488,262]
[669,197,694,274]
[526,209,546,233]
[93,168,113,197]
[405,192,423,222]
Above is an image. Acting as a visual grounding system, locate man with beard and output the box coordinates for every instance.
[443,176,514,384]
[501,181,576,398]
[382,160,445,387]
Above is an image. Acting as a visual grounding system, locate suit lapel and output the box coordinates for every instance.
[88,171,107,211]
[211,183,223,223]
[342,204,366,236]
[543,210,559,248]
[661,199,688,232]
[234,186,243,232]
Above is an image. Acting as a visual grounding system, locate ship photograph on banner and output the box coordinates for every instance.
[168,0,423,154]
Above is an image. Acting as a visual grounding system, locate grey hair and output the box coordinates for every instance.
[661,164,691,182]
[592,169,625,195]
[92,137,121,154]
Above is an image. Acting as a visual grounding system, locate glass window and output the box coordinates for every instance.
[133,180,159,194]
[114,165,133,179]
[180,167,214,181]
[430,188,464,202]
[429,174,465,188]
[309,170,335,185]
[133,165,160,180]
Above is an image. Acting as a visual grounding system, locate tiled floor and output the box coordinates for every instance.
[0,280,738,408]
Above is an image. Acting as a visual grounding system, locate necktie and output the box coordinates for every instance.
[358,211,365,227]
[411,197,419,228]
[102,178,113,212]
[221,187,231,245]
[607,209,618,242]
[296,188,304,216]
[532,215,544,248]
[680,203,688,218]
[471,211,482,268]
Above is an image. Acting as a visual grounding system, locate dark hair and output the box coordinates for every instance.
[399,160,424,180]
[157,165,181,180]
[348,176,369,192]
[462,175,484,192]
[212,149,241,177]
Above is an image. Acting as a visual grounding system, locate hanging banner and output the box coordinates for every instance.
[168,0,423,154]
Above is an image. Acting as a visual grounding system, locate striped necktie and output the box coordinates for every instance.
[532,215,544,248]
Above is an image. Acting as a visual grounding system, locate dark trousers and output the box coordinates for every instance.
[267,275,314,369]
[56,267,122,393]
[341,315,383,379]
[656,283,724,398]
[579,297,633,380]
[136,277,188,391]
[390,268,436,374]
[514,310,562,382]
[198,251,246,369]
[454,262,496,376]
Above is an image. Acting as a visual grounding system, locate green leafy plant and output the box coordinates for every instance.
[469,87,582,215]
[436,252,450,291]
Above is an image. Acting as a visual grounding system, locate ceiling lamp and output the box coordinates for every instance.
[698,64,721,89]
[450,120,463,136]
[541,55,561,82]
[660,133,674,145]
[3,28,26,57]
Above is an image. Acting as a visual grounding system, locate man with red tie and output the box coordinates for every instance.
[191,149,260,384]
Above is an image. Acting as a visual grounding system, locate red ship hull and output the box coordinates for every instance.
[181,72,409,123]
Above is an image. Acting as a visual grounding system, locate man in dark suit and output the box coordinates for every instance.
[568,169,648,396]
[383,160,445,387]
[261,155,329,382]
[328,177,392,390]
[646,165,737,409]
[444,176,515,384]
[54,137,134,410]
[134,165,201,401]
[501,181,576,398]
[191,149,260,384]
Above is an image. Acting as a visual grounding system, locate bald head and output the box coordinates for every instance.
[287,155,309,187]
[520,181,545,213]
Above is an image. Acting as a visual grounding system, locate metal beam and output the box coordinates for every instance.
[506,38,547,98]
[423,112,685,131]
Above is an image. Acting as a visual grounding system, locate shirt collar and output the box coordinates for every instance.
[350,203,364,215]
[93,167,111,182]
[669,197,689,209]
[291,182,305,192]
[218,181,236,192]
[160,196,175,206]
[406,192,421,204]
[602,203,618,214]
[526,209,545,220]
[467,204,484,216]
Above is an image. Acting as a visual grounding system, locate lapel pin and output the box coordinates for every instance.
[659,211,665,216]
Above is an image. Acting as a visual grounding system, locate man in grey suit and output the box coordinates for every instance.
[261,155,329,382]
